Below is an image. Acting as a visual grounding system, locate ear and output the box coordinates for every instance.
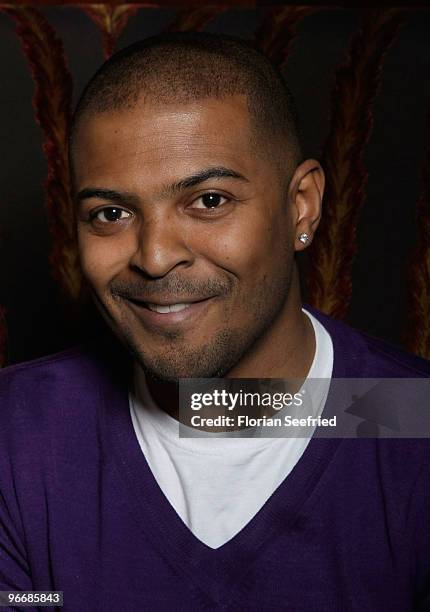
[287,159,325,251]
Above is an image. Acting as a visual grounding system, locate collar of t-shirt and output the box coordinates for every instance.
[129,307,334,548]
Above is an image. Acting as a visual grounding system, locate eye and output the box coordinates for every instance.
[190,193,228,209]
[90,207,132,223]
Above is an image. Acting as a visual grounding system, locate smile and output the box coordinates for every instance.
[146,302,192,314]
[124,296,214,329]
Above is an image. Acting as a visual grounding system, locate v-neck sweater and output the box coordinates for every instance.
[0,307,430,611]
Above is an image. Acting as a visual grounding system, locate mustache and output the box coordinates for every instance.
[109,274,233,301]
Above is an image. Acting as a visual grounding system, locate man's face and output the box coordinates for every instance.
[73,95,297,379]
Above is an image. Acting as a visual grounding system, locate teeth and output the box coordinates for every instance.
[147,303,192,314]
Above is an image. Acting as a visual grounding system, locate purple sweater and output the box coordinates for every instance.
[0,308,429,611]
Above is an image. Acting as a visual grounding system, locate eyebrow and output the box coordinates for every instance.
[165,166,249,195]
[75,166,249,206]
[75,188,138,207]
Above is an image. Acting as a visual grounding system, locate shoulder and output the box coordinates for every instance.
[361,333,430,377]
[0,340,132,493]
[304,305,430,378]
[0,342,131,533]
[0,344,100,379]
[307,308,430,479]
[0,339,131,428]
[0,345,106,401]
[0,347,96,431]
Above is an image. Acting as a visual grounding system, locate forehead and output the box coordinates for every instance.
[71,95,263,190]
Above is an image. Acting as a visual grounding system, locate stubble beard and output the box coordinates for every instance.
[115,263,294,382]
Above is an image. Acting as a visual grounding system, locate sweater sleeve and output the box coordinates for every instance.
[0,488,39,611]
[411,460,430,610]
[0,370,37,612]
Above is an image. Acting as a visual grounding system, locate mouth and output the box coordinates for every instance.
[123,296,215,328]
[145,301,200,314]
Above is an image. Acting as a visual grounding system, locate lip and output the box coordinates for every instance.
[124,296,214,329]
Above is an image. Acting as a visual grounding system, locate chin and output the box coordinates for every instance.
[136,357,228,382]
[129,338,239,381]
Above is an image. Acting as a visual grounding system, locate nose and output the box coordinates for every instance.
[129,212,194,278]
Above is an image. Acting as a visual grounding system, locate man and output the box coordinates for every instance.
[0,32,429,611]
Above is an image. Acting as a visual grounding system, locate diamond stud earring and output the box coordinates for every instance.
[298,232,309,244]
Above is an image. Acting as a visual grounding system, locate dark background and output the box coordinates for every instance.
[1,2,430,365]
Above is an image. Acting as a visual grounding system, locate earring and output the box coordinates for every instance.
[298,232,309,244]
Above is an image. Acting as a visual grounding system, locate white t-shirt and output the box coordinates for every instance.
[129,308,334,549]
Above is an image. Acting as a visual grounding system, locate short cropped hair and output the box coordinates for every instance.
[70,31,302,169]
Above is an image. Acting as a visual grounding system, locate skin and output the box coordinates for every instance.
[72,94,324,417]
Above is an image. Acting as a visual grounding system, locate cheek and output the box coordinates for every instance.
[197,210,291,280]
[78,231,134,289]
